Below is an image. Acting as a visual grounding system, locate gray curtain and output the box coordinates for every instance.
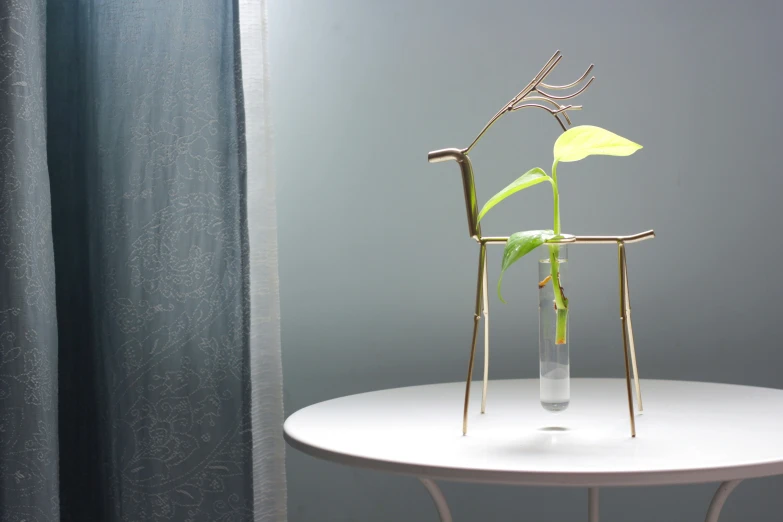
[1,0,285,520]
[0,0,60,519]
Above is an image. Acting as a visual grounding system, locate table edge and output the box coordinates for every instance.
[284,429,783,487]
[284,379,783,487]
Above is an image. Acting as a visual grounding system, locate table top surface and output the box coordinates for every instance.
[284,378,783,487]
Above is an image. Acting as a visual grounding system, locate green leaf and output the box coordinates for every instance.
[497,230,555,303]
[553,125,642,163]
[477,168,551,222]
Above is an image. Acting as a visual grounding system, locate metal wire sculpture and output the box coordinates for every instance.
[428,50,653,437]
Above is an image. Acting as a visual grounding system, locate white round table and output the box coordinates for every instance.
[284,379,783,521]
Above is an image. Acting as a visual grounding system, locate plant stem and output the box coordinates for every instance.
[548,247,568,344]
[552,159,561,235]
[549,159,568,344]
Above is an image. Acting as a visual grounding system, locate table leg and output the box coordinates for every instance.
[705,480,742,522]
[588,487,599,522]
[419,478,453,522]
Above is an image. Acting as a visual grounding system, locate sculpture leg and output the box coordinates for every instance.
[623,253,643,413]
[705,480,742,522]
[419,478,453,522]
[617,242,637,437]
[481,250,489,414]
[463,244,486,435]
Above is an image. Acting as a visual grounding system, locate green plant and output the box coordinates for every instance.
[477,125,642,344]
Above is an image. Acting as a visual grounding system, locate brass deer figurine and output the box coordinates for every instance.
[428,51,653,437]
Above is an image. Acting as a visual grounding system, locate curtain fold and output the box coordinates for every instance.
[0,0,60,520]
[1,0,285,520]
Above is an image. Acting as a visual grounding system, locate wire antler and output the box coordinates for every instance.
[464,50,594,152]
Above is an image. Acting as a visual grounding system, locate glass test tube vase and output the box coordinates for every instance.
[538,243,570,412]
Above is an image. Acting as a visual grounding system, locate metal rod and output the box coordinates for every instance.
[570,230,656,244]
[465,50,595,153]
[540,63,594,90]
[480,236,510,244]
[427,147,463,163]
[419,478,454,522]
[510,102,576,114]
[481,250,490,414]
[589,487,600,522]
[509,103,568,130]
[459,154,480,239]
[704,480,742,522]
[509,50,561,107]
[519,51,563,100]
[536,76,595,100]
[509,52,563,107]
[426,149,480,239]
[463,243,486,435]
[623,253,643,413]
[618,241,637,437]
[509,102,575,131]
[482,230,655,246]
[520,96,582,112]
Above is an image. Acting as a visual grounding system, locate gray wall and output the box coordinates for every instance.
[269,0,783,520]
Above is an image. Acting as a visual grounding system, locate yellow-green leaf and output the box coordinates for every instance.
[477,168,551,222]
[497,230,555,303]
[553,125,642,163]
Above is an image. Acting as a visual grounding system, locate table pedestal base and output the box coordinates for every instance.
[419,478,453,522]
[705,480,742,522]
[416,479,743,522]
[589,487,599,521]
